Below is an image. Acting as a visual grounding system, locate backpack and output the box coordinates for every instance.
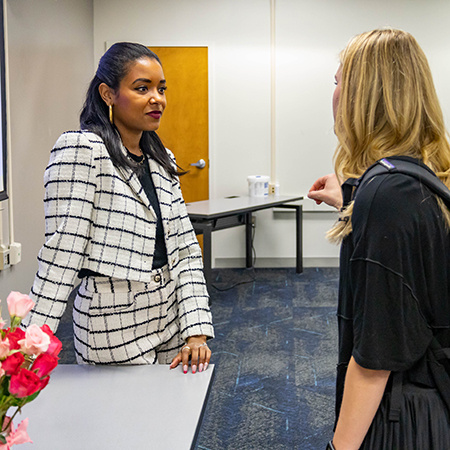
[346,156,450,419]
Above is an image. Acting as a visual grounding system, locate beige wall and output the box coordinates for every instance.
[93,0,450,268]
[2,0,450,312]
[0,0,94,314]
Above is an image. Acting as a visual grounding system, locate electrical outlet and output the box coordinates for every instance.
[269,183,280,196]
[0,245,10,270]
[9,242,22,265]
[251,216,256,226]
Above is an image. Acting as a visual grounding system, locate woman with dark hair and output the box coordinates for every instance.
[24,42,214,374]
[309,29,450,449]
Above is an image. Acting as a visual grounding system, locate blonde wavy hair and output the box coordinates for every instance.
[328,28,450,243]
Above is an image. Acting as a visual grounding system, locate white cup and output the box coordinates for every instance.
[247,175,270,197]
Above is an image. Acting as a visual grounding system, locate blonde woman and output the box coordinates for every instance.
[309,29,450,449]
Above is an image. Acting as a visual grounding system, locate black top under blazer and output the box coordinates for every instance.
[25,130,214,342]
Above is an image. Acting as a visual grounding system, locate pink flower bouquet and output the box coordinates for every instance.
[0,292,61,448]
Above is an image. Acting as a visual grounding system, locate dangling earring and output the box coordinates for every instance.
[109,104,113,125]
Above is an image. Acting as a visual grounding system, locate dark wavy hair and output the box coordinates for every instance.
[80,42,183,178]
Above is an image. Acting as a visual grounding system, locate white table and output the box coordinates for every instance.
[187,195,303,285]
[20,364,214,450]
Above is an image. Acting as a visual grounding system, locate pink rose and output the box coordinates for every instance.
[6,328,25,350]
[41,324,62,357]
[0,363,4,379]
[32,353,58,378]
[0,339,10,359]
[9,368,43,398]
[18,324,50,356]
[6,292,34,319]
[1,352,25,376]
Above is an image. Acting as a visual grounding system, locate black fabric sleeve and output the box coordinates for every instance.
[350,259,433,371]
[349,174,434,371]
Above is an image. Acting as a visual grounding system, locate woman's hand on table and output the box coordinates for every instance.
[169,335,211,374]
[307,173,343,210]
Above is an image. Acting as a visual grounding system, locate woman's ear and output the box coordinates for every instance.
[98,83,114,106]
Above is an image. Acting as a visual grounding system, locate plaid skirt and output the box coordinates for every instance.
[72,265,183,365]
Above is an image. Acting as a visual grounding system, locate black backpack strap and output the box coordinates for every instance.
[355,157,450,209]
[352,158,394,198]
[341,177,360,209]
[388,371,403,422]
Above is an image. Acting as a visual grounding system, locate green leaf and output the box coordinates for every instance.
[0,376,9,391]
[0,434,6,444]
[24,390,41,403]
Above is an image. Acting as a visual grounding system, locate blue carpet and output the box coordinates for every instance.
[194,268,339,450]
[55,267,339,449]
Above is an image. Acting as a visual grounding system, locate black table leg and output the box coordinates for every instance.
[296,204,303,273]
[245,212,253,268]
[200,222,213,288]
[275,204,303,273]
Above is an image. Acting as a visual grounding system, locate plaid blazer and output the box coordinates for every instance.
[25,130,213,341]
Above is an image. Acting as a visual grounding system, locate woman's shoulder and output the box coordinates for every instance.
[54,130,105,147]
[353,171,441,234]
[356,171,434,209]
[52,130,110,158]
[48,131,109,168]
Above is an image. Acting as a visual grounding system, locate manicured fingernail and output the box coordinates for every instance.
[204,362,208,371]
[183,365,188,374]
[199,363,204,373]
[192,365,197,374]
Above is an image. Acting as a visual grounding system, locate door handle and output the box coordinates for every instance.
[190,159,206,169]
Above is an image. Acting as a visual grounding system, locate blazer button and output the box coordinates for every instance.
[153,274,161,283]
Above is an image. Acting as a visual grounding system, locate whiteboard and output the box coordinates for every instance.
[0,0,6,202]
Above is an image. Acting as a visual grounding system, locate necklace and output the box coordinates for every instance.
[126,148,145,165]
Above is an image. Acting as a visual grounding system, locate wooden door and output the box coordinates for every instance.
[149,46,209,204]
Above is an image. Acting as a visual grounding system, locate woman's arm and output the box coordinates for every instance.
[170,177,214,337]
[168,178,214,373]
[165,150,214,339]
[23,132,96,331]
[332,357,391,450]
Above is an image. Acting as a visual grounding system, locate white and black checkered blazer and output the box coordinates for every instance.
[25,130,214,341]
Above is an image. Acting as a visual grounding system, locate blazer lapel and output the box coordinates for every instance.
[148,157,173,222]
[114,140,156,218]
[117,165,156,215]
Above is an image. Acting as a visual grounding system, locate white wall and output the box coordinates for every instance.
[92,0,450,268]
[0,0,94,312]
[2,0,450,308]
